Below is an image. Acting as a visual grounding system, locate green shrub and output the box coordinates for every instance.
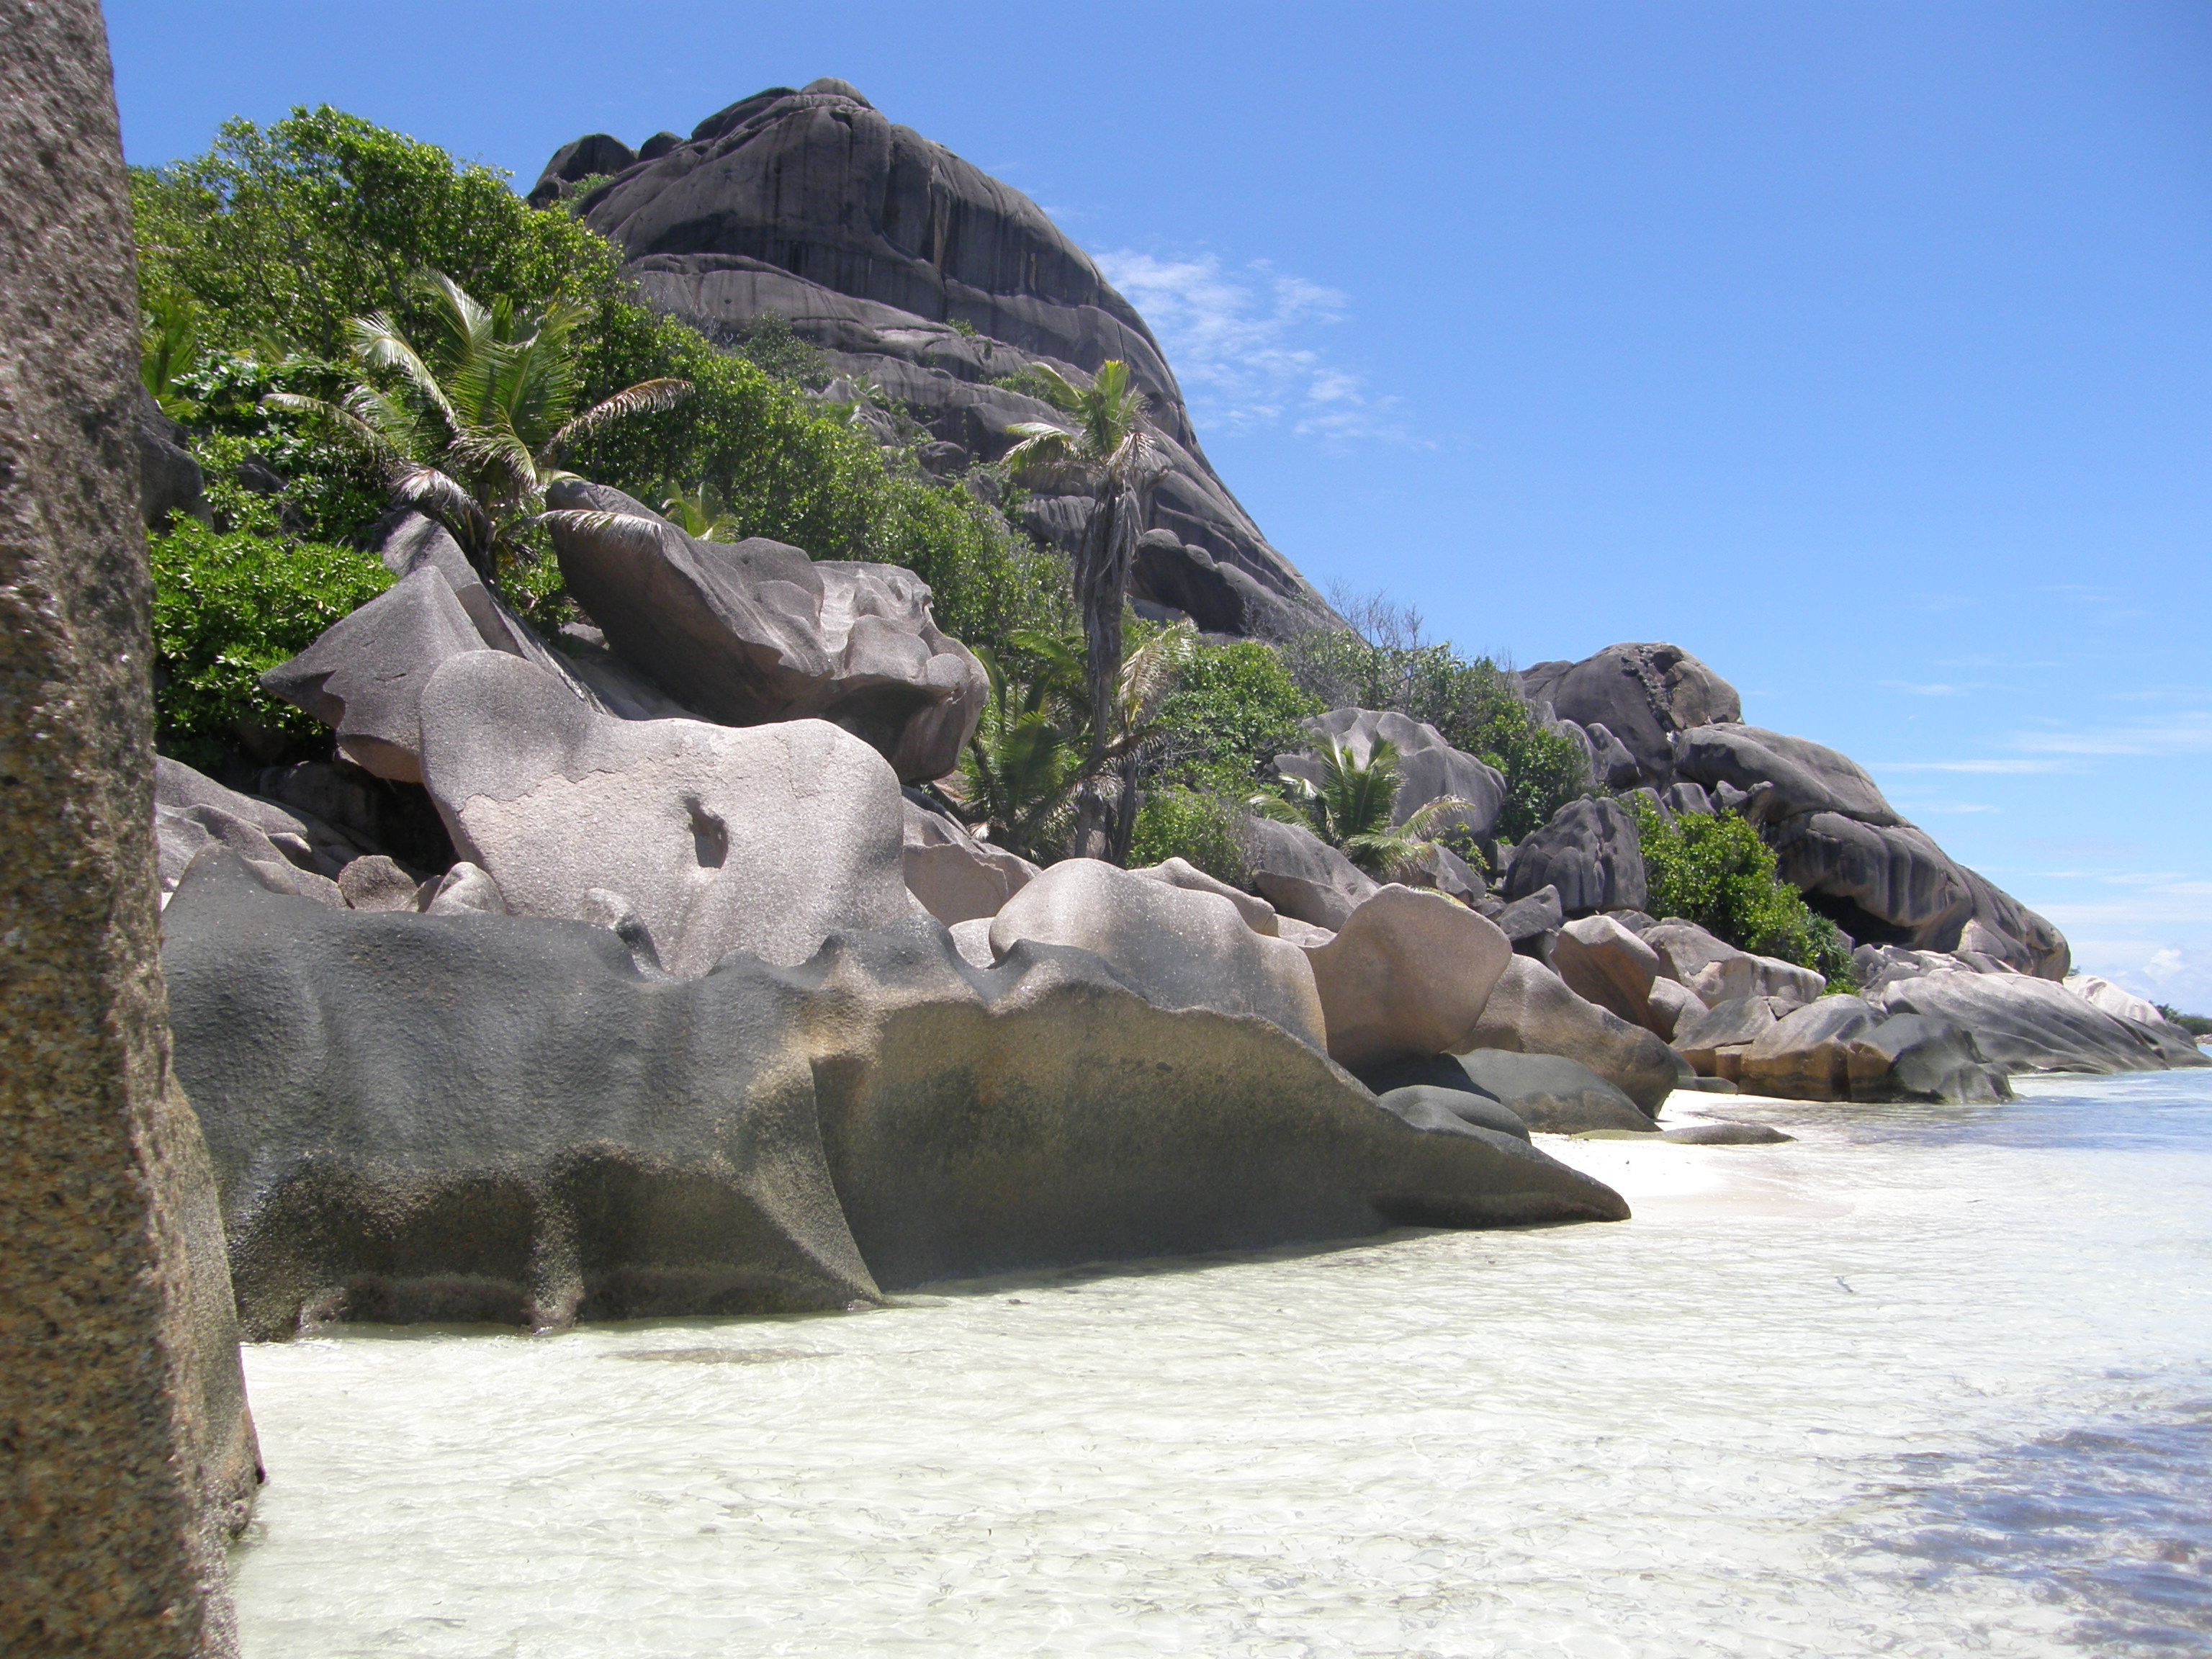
[1629,799,1857,989]
[1129,788,1248,886]
[1151,639,1321,796]
[149,521,392,771]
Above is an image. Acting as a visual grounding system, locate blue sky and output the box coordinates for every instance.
[107,1,2212,1007]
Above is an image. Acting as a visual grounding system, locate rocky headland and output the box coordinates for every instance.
[139,80,2206,1346]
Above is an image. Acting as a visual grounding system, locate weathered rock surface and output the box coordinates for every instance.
[1686,951,1825,1012]
[542,81,1334,639]
[1491,884,1565,949]
[1300,886,1513,1070]
[419,652,911,976]
[152,756,356,906]
[1238,814,1380,930]
[1737,997,1881,1099]
[162,853,1627,1333]
[1644,977,1708,1041]
[1132,855,1279,935]
[1845,1015,2013,1103]
[544,481,986,781]
[261,565,486,783]
[1874,972,2184,1074]
[1465,955,1683,1113]
[1501,796,1647,916]
[1671,995,1786,1076]
[1278,709,1506,843]
[1452,1051,1658,1134]
[900,795,1035,925]
[986,859,1324,1049]
[1550,914,1669,1030]
[1,10,256,1644]
[1518,644,1742,788]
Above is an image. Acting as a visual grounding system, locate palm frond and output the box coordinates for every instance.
[346,310,462,434]
[260,390,412,465]
[543,378,692,458]
[391,466,494,550]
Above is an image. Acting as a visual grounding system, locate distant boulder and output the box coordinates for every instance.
[1516,643,1741,788]
[1501,796,1647,917]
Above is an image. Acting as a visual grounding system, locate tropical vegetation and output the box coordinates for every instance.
[1628,799,1856,988]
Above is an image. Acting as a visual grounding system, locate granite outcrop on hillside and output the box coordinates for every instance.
[531,78,1336,640]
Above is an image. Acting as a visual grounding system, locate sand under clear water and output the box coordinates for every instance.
[228,1072,2212,1657]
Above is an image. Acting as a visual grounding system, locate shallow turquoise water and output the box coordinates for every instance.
[230,1071,2212,1656]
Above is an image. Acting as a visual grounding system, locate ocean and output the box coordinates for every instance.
[228,1071,2212,1656]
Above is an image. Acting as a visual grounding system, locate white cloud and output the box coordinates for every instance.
[2008,711,2212,757]
[1094,250,1411,444]
[2069,943,2212,1017]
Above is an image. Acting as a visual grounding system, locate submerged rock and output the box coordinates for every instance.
[161,852,1628,1336]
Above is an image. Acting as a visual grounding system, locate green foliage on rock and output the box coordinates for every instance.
[1629,799,1856,989]
[1278,617,1591,841]
[129,106,1066,670]
[148,521,392,772]
[1129,788,1249,886]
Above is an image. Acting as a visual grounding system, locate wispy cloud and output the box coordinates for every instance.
[1095,251,1411,444]
[2009,712,2212,757]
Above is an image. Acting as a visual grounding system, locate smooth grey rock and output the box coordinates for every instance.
[261,565,490,783]
[1279,709,1506,843]
[1874,972,2178,1074]
[1739,997,1881,1100]
[988,858,1324,1048]
[1845,1014,2013,1103]
[1518,644,1742,788]
[526,131,638,204]
[162,852,1627,1335]
[1501,796,1647,916]
[1238,814,1380,930]
[1132,856,1278,935]
[1663,781,1714,817]
[1644,976,1708,1042]
[1671,995,1783,1076]
[555,83,1336,639]
[1492,884,1564,945]
[1464,955,1683,1113]
[1661,1120,1794,1145]
[1453,1051,1657,1134]
[419,652,909,975]
[1300,886,1514,1071]
[421,862,507,917]
[154,801,344,909]
[1686,950,1825,1012]
[135,385,210,529]
[2062,974,2209,1067]
[1275,916,1337,948]
[1376,1085,1532,1143]
[543,481,986,782]
[1642,918,1740,982]
[901,795,1035,925]
[1550,913,1668,1029]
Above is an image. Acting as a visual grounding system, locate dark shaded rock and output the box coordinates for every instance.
[551,83,1335,638]
[637,130,682,163]
[544,481,986,781]
[1660,1120,1794,1145]
[1492,884,1563,945]
[1237,814,1379,930]
[1501,796,1647,916]
[1663,781,1714,817]
[1465,955,1683,1113]
[1845,1014,2013,1103]
[135,385,211,529]
[1375,1085,1531,1143]
[0,10,257,1642]
[1517,644,1741,788]
[161,853,1628,1337]
[253,757,454,876]
[1452,1051,1657,1134]
[526,132,639,207]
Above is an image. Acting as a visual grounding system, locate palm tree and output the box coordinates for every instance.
[1254,738,1480,881]
[1003,364,1159,722]
[659,482,740,541]
[963,619,1197,865]
[266,271,690,577]
[140,292,202,416]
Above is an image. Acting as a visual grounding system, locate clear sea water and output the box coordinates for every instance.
[229,1071,2212,1657]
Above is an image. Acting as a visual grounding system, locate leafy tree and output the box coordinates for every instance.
[1629,799,1856,988]
[1149,640,1322,796]
[1253,739,1478,881]
[267,271,690,576]
[148,521,392,771]
[1129,788,1249,886]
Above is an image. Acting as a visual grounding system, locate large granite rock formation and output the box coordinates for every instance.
[544,481,988,781]
[1501,796,1647,916]
[418,652,912,977]
[0,6,257,1648]
[534,80,1334,639]
[162,852,1627,1334]
[1519,643,1741,788]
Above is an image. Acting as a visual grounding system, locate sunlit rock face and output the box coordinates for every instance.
[534,79,1338,640]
